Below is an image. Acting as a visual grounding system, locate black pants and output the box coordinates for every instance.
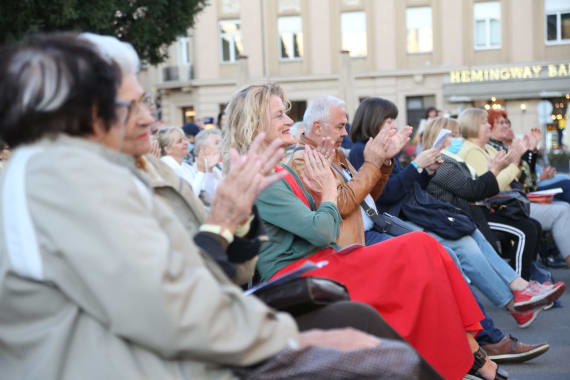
[482,209,540,280]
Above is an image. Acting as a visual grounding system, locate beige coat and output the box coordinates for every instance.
[0,136,297,380]
[458,139,521,191]
[140,154,257,285]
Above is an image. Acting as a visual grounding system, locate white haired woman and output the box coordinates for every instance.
[158,126,222,205]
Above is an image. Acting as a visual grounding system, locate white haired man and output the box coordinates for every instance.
[289,95,411,247]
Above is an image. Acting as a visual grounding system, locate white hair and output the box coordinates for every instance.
[9,49,72,112]
[303,95,346,134]
[289,121,306,139]
[194,128,222,156]
[79,33,140,75]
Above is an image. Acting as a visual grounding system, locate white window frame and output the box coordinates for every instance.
[473,2,502,50]
[218,20,242,64]
[177,37,191,66]
[545,1,570,45]
[406,7,433,54]
[278,16,303,61]
[341,11,368,58]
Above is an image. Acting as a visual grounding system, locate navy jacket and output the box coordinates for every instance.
[348,141,433,217]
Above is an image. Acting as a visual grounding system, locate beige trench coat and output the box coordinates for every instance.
[0,136,297,380]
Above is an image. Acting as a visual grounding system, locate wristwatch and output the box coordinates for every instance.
[200,224,234,244]
[410,160,423,174]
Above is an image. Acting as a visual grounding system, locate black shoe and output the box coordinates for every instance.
[542,255,569,269]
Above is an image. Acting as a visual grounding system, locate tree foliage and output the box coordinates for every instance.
[0,0,208,64]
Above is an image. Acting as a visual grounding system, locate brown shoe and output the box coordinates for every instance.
[482,335,549,363]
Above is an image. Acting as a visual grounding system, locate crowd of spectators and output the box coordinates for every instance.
[0,32,568,380]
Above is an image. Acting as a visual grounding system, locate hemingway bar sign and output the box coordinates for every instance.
[450,63,570,83]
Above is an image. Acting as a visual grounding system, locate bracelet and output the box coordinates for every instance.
[411,160,423,174]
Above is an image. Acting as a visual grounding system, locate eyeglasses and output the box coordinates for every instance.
[115,100,131,125]
[115,93,155,124]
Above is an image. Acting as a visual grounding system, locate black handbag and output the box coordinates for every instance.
[330,162,418,237]
[483,190,531,220]
[402,183,477,240]
[360,200,420,236]
[252,276,350,315]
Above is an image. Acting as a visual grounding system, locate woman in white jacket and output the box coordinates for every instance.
[158,126,222,205]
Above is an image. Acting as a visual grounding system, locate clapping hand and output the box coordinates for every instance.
[301,146,338,205]
[385,126,413,159]
[315,136,336,164]
[540,166,556,181]
[415,148,443,172]
[298,328,381,352]
[149,139,161,159]
[507,138,527,165]
[205,133,285,233]
[363,126,412,167]
[488,150,510,176]
[197,146,222,172]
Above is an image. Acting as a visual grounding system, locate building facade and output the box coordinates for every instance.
[141,0,570,147]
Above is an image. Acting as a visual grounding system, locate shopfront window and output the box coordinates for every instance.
[406,7,433,54]
[474,2,501,49]
[545,0,570,44]
[341,12,367,57]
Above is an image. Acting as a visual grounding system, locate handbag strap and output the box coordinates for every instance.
[330,162,381,219]
[275,166,311,209]
[330,162,396,233]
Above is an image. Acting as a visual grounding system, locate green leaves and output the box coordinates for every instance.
[0,0,208,64]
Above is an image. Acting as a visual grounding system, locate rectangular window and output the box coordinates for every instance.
[219,20,243,63]
[182,106,195,124]
[278,16,303,60]
[406,7,433,53]
[177,37,190,66]
[545,0,570,44]
[341,12,367,57]
[406,95,435,131]
[474,2,501,49]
